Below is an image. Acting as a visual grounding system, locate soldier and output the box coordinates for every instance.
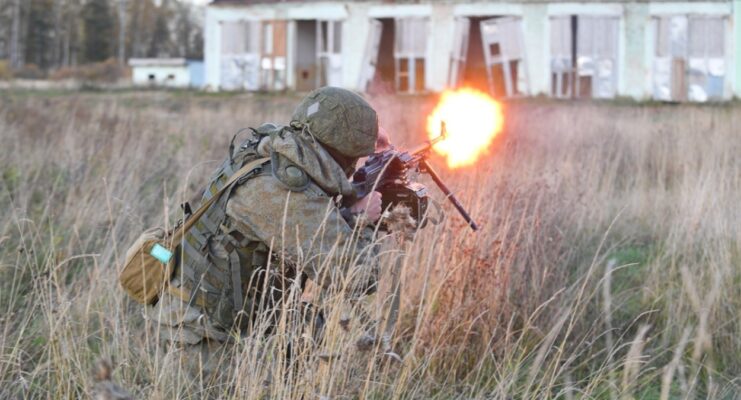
[145,87,387,384]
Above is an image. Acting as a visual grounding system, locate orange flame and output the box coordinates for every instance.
[426,88,504,168]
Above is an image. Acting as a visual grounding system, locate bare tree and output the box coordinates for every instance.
[117,0,127,64]
[9,0,21,68]
[52,0,63,68]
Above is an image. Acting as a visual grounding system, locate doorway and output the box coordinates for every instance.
[448,16,528,98]
[360,17,429,94]
[294,20,343,92]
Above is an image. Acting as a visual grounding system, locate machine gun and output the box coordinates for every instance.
[345,122,479,231]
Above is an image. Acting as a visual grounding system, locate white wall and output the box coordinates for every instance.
[204,1,737,100]
[132,66,190,87]
[204,6,275,90]
[205,3,346,91]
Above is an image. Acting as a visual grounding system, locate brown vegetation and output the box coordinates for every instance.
[1,91,740,398]
[49,59,130,83]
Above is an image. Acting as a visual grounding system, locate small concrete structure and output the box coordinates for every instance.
[204,1,741,101]
[129,58,205,88]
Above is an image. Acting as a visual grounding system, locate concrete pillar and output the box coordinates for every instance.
[429,4,455,91]
[285,21,296,90]
[622,3,650,100]
[522,4,549,96]
[343,4,371,91]
[735,1,741,98]
[204,8,222,90]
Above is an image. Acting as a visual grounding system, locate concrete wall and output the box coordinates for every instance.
[188,61,205,88]
[132,66,191,87]
[205,1,738,100]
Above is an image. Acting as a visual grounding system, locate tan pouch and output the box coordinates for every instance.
[118,157,270,305]
[119,227,176,304]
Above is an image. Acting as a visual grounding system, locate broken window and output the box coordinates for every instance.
[653,16,687,101]
[448,18,470,88]
[443,16,497,93]
[220,20,260,90]
[577,16,618,98]
[358,19,383,92]
[549,16,618,99]
[394,18,428,93]
[688,16,725,101]
[481,17,528,98]
[550,16,574,98]
[653,15,726,102]
[260,21,287,91]
[360,17,428,94]
[295,20,342,91]
[317,20,342,87]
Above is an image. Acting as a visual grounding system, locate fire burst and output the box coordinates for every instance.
[426,88,504,168]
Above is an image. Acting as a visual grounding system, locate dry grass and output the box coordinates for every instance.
[1,90,741,399]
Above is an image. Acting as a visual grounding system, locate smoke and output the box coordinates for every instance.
[366,92,437,148]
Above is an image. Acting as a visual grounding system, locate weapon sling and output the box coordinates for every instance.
[119,157,269,305]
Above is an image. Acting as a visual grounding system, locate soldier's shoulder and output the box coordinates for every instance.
[270,152,311,192]
[228,165,328,209]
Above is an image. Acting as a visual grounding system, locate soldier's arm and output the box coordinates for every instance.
[226,174,378,294]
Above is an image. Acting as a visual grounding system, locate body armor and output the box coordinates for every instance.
[174,127,285,330]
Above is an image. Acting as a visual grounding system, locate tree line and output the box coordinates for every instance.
[0,0,203,75]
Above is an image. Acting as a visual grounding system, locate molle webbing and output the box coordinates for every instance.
[173,153,269,327]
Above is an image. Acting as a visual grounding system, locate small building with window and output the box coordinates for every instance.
[204,0,741,102]
[129,58,205,88]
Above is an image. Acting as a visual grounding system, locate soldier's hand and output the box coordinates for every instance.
[350,191,382,223]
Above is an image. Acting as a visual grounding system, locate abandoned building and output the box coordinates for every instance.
[204,1,741,102]
[129,58,205,88]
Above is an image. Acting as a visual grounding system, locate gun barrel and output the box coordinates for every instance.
[411,133,445,156]
[411,120,447,156]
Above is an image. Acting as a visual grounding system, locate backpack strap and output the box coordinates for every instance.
[168,157,270,246]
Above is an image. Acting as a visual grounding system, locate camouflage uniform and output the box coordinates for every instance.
[145,87,380,381]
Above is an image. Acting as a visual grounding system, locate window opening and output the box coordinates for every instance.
[550,15,618,99]
[358,19,383,92]
[480,17,528,98]
[260,20,286,91]
[394,18,428,93]
[361,17,428,94]
[294,20,342,91]
[550,16,574,98]
[652,15,726,102]
[317,20,342,87]
[219,20,260,90]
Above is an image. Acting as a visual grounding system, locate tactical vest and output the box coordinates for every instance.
[174,130,274,330]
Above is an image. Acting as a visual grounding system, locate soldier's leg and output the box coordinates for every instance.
[173,338,230,390]
[145,284,232,393]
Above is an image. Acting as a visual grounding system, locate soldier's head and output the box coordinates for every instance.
[291,87,379,172]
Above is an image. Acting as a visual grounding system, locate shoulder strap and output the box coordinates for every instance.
[169,157,270,246]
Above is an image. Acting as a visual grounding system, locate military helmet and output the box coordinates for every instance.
[291,87,378,158]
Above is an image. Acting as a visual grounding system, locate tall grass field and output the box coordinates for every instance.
[1,91,740,399]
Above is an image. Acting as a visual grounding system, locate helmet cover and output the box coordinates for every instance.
[291,87,379,158]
